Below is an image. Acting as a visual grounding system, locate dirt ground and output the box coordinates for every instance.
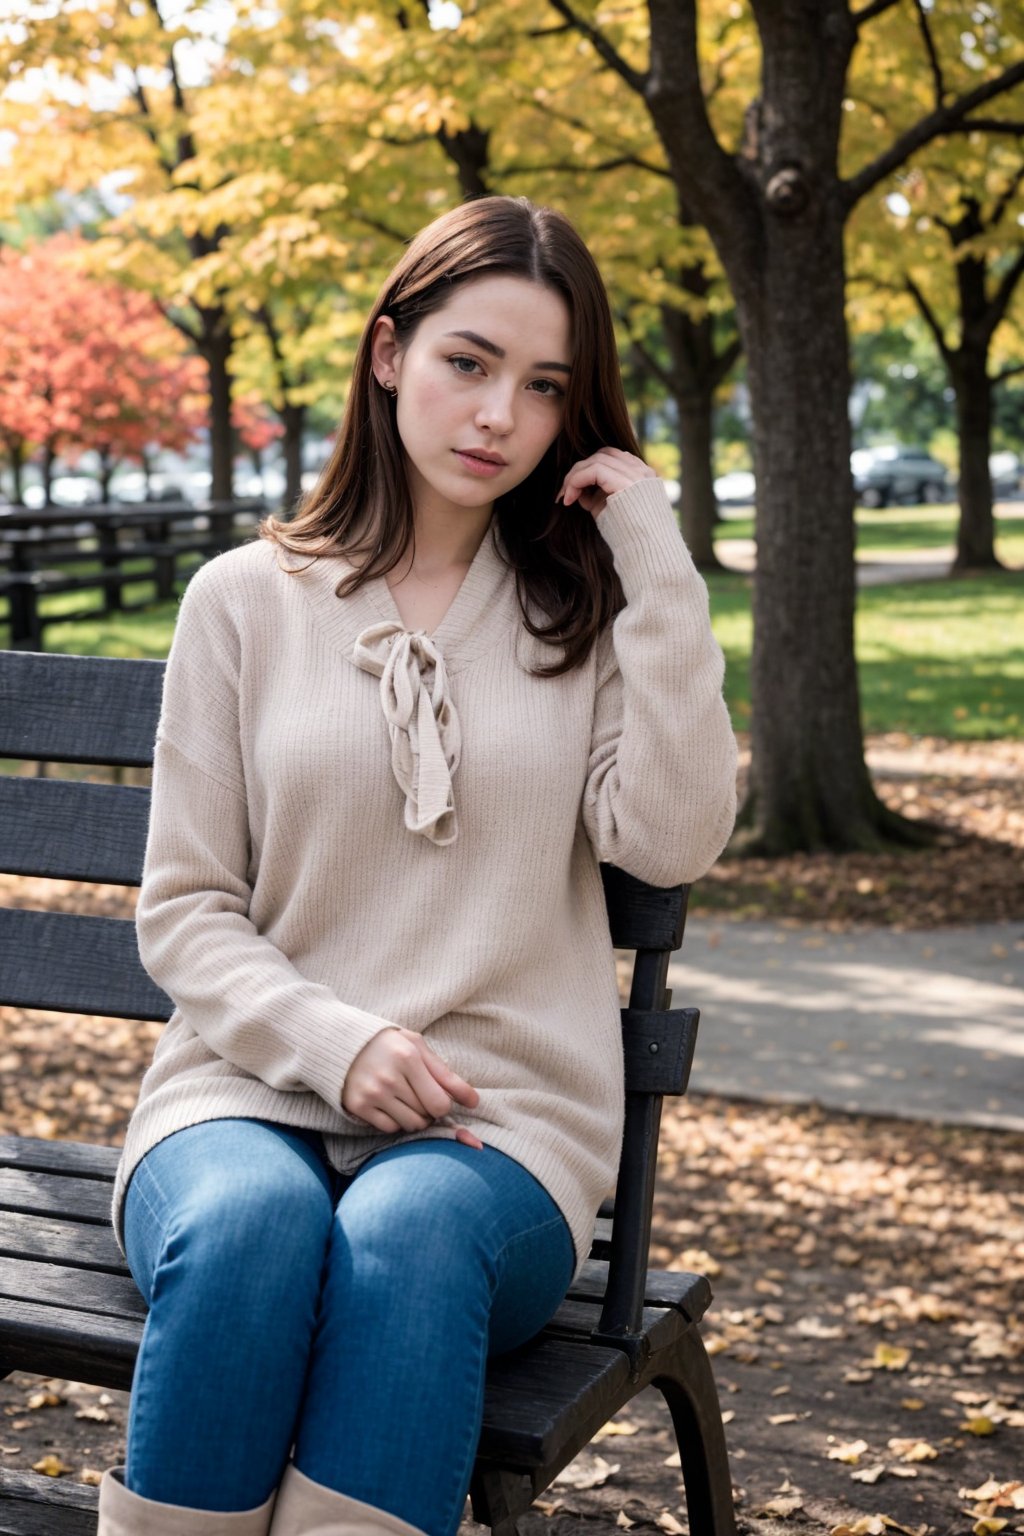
[2,734,1022,1533]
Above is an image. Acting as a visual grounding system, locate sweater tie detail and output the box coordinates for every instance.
[352,621,461,846]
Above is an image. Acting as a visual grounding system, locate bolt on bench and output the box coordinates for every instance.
[0,648,736,1536]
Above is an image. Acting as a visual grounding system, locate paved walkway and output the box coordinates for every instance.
[715,536,951,585]
[669,918,1024,1131]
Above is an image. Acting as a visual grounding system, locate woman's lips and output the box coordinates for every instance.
[454,450,506,478]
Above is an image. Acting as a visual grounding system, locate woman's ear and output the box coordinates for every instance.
[370,315,400,389]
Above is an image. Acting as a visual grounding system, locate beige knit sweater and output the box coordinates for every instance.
[111,477,737,1281]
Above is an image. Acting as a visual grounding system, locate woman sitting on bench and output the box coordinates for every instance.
[99,194,737,1536]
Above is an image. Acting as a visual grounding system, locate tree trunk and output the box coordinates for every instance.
[281,401,306,516]
[735,206,894,851]
[952,347,1000,571]
[3,436,26,504]
[98,446,114,503]
[661,278,729,570]
[644,0,931,853]
[206,327,234,504]
[42,441,57,507]
[675,386,720,568]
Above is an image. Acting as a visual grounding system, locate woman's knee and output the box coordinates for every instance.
[171,1159,333,1272]
[131,1125,336,1305]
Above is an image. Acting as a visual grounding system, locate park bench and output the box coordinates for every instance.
[0,645,737,1536]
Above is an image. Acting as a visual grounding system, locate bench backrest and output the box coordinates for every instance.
[0,648,698,1347]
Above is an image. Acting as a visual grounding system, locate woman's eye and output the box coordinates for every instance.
[531,379,565,398]
[449,355,481,375]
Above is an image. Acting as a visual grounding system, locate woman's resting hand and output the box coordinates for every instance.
[342,1028,484,1149]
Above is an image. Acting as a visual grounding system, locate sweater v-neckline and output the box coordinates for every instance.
[363,517,502,652]
[277,516,518,674]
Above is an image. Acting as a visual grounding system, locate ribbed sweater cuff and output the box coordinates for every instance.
[595,478,694,596]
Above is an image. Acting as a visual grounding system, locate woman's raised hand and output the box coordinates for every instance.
[342,1027,484,1149]
[556,446,657,519]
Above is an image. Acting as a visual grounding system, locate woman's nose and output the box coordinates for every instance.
[474,385,515,435]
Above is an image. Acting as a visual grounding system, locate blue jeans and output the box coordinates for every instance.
[123,1118,575,1535]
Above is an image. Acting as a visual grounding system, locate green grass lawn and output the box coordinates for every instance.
[706,567,1022,740]
[2,525,1020,741]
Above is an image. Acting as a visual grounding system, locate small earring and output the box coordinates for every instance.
[380,379,397,397]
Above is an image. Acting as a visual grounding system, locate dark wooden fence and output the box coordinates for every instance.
[0,500,267,650]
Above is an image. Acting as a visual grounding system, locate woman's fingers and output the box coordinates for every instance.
[557,447,657,512]
[341,1027,481,1141]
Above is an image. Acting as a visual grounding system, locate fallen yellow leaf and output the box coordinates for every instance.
[973,1521,1007,1536]
[32,1454,71,1477]
[764,1494,804,1517]
[872,1343,911,1371]
[827,1438,869,1464]
[961,1416,996,1436]
[851,1464,887,1484]
[887,1437,938,1462]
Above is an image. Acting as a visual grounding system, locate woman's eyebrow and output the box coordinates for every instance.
[444,330,572,374]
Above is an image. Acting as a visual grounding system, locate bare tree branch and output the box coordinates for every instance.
[523,92,669,175]
[912,0,946,107]
[844,59,1024,208]
[545,0,647,96]
[956,117,1024,135]
[497,153,671,180]
[993,360,1024,385]
[852,0,902,26]
[990,166,1024,230]
[629,332,675,394]
[711,332,743,388]
[984,247,1024,337]
[128,77,176,180]
[644,0,753,242]
[906,274,953,361]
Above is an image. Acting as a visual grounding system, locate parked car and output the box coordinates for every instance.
[851,445,951,508]
[990,451,1022,497]
[713,470,756,506]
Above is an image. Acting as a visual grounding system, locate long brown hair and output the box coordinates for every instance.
[259,195,641,675]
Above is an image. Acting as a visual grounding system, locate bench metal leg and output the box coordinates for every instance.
[651,1330,737,1536]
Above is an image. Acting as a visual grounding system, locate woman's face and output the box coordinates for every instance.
[372,274,573,523]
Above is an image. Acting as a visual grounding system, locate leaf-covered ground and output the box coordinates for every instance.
[693,736,1023,929]
[2,734,1021,1532]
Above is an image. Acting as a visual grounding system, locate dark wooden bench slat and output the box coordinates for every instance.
[0,909,170,1022]
[478,1336,633,1467]
[0,1211,126,1272]
[0,652,163,765]
[569,1261,711,1321]
[0,1168,116,1225]
[0,1255,146,1321]
[0,1467,100,1536]
[0,1136,120,1180]
[0,1296,140,1389]
[0,778,149,885]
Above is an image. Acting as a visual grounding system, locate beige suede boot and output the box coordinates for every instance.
[97,1466,277,1534]
[268,1462,429,1536]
